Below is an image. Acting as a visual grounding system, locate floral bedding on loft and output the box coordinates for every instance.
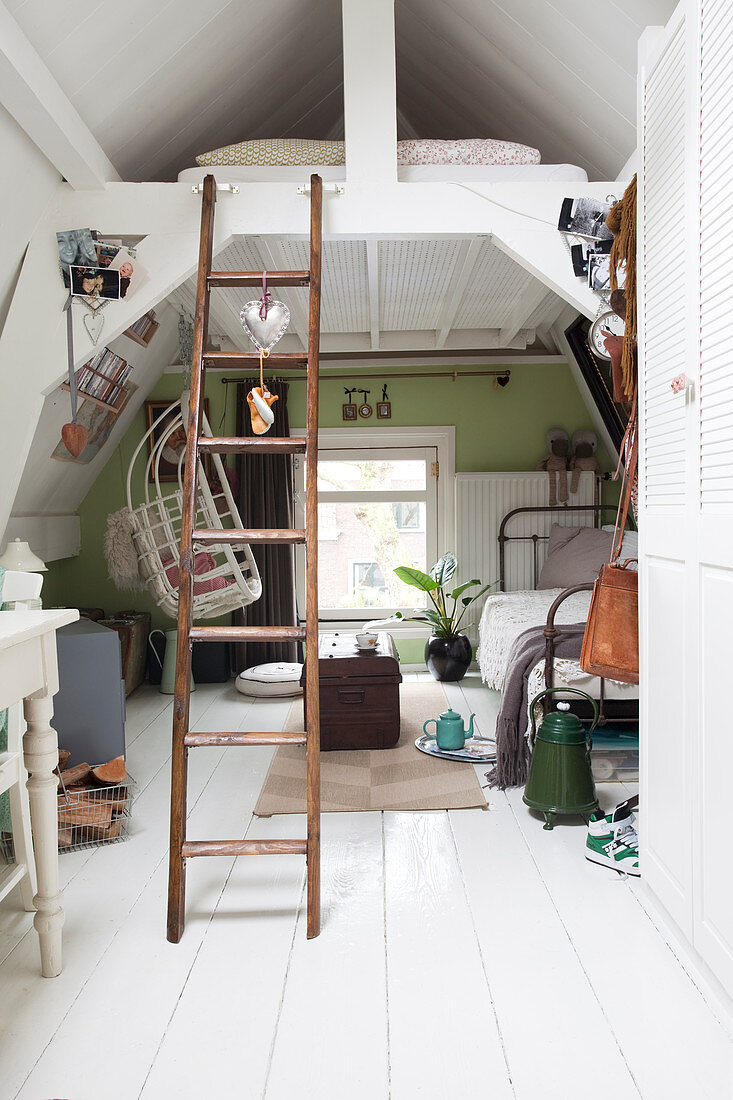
[195,136,542,168]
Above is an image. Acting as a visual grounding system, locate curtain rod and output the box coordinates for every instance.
[219,368,511,385]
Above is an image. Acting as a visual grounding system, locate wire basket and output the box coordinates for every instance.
[0,776,135,863]
[57,776,135,853]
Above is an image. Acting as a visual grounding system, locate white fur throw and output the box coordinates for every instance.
[105,508,145,591]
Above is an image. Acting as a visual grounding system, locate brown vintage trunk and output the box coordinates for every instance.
[303,632,402,751]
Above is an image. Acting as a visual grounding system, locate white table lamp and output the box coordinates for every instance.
[0,539,47,572]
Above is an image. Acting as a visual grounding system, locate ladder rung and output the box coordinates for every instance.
[189,625,306,643]
[208,271,310,288]
[184,731,306,747]
[204,351,308,368]
[198,436,307,455]
[194,528,305,545]
[182,839,307,858]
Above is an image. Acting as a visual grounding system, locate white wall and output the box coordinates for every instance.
[0,103,60,333]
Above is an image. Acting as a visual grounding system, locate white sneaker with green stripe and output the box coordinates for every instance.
[585,807,640,876]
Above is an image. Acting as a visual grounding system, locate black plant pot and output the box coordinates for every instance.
[424,634,472,682]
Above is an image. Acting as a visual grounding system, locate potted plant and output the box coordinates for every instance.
[393,553,495,682]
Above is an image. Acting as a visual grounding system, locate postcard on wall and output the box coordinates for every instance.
[57,228,99,287]
[558,197,615,242]
[109,248,147,299]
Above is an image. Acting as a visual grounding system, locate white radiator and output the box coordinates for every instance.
[455,472,599,605]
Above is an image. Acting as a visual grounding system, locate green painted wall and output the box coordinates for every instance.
[43,361,612,661]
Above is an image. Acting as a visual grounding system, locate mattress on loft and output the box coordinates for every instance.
[177,163,589,185]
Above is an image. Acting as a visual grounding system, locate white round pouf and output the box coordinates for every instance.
[235,662,303,698]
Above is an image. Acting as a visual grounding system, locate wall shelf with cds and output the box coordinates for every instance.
[124,310,159,348]
[61,348,134,415]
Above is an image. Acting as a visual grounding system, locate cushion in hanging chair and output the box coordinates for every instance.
[236,663,304,698]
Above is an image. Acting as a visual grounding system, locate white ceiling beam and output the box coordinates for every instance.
[342,0,398,184]
[256,238,309,352]
[434,238,485,348]
[0,2,119,189]
[499,278,554,347]
[366,240,381,350]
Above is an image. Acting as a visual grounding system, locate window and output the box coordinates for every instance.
[293,429,452,624]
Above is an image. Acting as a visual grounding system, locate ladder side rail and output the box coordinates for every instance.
[305,173,323,940]
[167,172,217,944]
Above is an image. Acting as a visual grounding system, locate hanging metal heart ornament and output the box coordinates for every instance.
[239,271,290,352]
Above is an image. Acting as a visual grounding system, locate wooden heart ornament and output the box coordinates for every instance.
[239,298,290,352]
[61,422,89,457]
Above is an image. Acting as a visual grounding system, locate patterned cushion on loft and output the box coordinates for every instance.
[195,138,346,167]
[194,137,541,168]
[396,138,541,165]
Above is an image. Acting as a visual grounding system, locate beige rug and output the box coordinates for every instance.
[254,682,486,815]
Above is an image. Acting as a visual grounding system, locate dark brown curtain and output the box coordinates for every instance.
[233,380,298,669]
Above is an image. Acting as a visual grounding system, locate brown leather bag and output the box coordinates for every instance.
[580,393,639,684]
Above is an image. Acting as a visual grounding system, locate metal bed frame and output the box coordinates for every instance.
[497,503,639,725]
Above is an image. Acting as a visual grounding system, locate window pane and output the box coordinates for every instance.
[318,500,427,609]
[315,458,426,493]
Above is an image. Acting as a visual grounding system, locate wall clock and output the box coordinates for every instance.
[588,309,625,360]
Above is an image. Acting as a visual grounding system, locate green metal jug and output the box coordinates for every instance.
[149,628,195,695]
[522,688,599,830]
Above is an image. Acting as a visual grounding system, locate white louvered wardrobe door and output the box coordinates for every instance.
[693,0,733,991]
[638,4,694,937]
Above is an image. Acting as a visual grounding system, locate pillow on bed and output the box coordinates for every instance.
[196,138,346,167]
[537,525,613,590]
[397,138,541,166]
[602,525,639,566]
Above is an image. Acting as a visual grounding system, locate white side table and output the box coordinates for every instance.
[0,608,79,976]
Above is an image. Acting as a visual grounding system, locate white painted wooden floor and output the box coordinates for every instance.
[1,673,731,1100]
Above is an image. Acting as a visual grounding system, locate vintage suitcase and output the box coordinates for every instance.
[302,632,402,751]
[99,611,151,695]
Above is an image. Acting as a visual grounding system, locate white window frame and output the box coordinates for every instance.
[292,425,455,632]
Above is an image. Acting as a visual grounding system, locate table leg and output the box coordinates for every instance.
[23,690,63,978]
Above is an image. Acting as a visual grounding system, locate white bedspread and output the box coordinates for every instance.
[478,588,638,705]
[478,588,592,689]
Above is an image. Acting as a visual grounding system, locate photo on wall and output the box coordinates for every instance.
[145,399,211,482]
[70,265,121,300]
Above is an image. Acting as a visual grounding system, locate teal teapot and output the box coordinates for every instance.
[423,708,475,751]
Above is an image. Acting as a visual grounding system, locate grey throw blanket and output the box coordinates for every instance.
[487,622,586,790]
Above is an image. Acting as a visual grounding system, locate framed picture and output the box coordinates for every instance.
[376,401,391,419]
[564,316,627,452]
[342,402,357,421]
[145,399,210,482]
[70,265,121,300]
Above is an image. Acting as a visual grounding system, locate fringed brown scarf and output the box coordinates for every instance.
[607,175,637,401]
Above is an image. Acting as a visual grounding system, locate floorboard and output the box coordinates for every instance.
[264,812,389,1100]
[384,810,514,1099]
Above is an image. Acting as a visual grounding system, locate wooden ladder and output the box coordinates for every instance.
[167,173,322,942]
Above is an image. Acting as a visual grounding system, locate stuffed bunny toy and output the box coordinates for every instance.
[537,428,570,505]
[569,430,600,494]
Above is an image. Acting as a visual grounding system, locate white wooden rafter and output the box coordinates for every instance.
[434,238,485,348]
[366,240,381,350]
[342,0,398,184]
[499,277,552,347]
[0,2,119,190]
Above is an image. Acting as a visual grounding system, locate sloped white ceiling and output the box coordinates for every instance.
[7,0,676,182]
